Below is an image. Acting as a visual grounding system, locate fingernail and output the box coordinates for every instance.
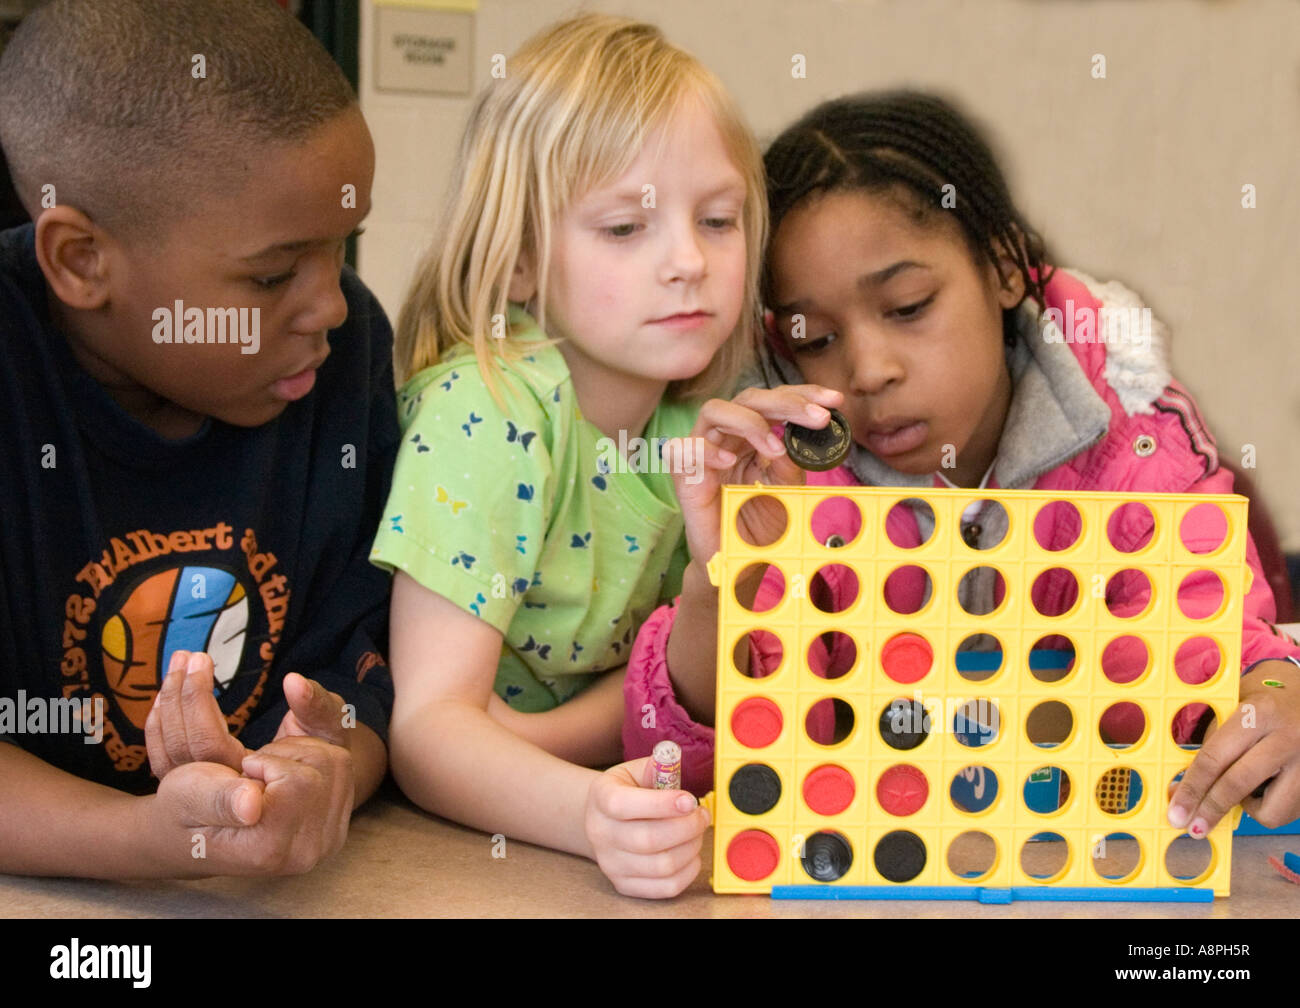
[805,404,828,423]
[234,784,256,823]
[675,794,696,814]
[1167,804,1189,828]
[766,434,784,454]
[1189,818,1208,838]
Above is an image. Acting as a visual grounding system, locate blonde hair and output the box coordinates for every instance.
[394,13,765,406]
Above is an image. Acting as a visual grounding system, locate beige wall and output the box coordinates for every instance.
[357,0,1300,550]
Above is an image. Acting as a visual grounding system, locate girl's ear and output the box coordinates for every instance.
[508,248,537,303]
[990,234,1027,309]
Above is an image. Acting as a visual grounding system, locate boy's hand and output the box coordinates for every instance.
[273,672,352,748]
[148,657,354,775]
[1168,658,1300,835]
[662,384,844,568]
[585,756,710,899]
[241,736,354,864]
[147,745,351,876]
[146,650,248,778]
[268,674,366,816]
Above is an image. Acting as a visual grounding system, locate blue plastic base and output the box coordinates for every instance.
[771,885,1215,903]
[1235,812,1300,835]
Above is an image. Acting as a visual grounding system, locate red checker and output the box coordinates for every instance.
[803,764,855,816]
[877,764,929,816]
[727,830,780,882]
[881,633,933,684]
[732,697,783,749]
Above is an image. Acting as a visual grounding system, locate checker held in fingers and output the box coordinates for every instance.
[785,406,851,472]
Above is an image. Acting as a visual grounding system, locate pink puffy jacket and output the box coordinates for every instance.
[624,270,1300,796]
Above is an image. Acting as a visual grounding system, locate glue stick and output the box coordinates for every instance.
[651,740,682,790]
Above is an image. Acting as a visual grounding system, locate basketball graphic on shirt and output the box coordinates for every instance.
[100,566,249,729]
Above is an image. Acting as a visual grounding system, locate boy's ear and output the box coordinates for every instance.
[34,206,113,311]
[507,247,537,304]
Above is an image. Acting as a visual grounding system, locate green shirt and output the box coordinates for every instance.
[371,308,696,712]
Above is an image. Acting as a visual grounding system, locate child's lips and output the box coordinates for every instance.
[272,351,329,402]
[272,368,317,402]
[273,363,323,402]
[863,419,928,457]
[649,310,712,330]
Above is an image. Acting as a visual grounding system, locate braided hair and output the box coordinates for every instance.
[763,90,1053,333]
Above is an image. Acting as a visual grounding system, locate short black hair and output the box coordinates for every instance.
[0,0,356,239]
[762,89,1053,322]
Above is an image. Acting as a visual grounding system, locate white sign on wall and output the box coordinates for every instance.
[374,3,473,96]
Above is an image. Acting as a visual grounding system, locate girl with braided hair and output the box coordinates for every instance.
[625,90,1300,845]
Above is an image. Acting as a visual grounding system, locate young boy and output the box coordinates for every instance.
[0,0,397,877]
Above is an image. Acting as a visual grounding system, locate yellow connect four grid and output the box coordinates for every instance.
[706,486,1249,900]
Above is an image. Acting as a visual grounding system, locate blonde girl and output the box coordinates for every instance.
[371,14,838,898]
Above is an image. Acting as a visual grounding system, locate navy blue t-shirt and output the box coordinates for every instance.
[0,224,398,793]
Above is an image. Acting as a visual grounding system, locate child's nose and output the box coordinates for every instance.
[296,259,350,335]
[660,221,706,284]
[847,326,905,395]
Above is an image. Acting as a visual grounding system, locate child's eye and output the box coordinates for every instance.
[602,223,641,239]
[252,271,296,290]
[702,216,738,231]
[792,331,837,355]
[889,295,935,321]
